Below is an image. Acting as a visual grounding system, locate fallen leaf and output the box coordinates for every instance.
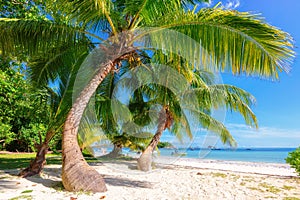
[16,182,21,184]
[32,184,37,186]
[70,197,77,200]
[196,172,203,175]
[100,195,106,199]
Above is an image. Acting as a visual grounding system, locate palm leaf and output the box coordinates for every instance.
[187,108,236,146]
[135,8,294,79]
[0,18,88,58]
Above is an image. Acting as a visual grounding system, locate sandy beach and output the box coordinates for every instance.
[1,157,299,200]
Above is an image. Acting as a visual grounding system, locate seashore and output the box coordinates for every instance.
[0,157,299,200]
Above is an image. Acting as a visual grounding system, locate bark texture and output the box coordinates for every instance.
[62,63,113,193]
[18,142,49,177]
[137,107,173,171]
[100,143,123,158]
[61,43,135,192]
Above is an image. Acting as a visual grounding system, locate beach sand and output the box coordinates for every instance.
[0,157,299,200]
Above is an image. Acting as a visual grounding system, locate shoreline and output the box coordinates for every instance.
[1,157,299,200]
[155,156,297,177]
[123,153,297,177]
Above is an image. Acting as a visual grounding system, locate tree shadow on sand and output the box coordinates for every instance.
[104,175,153,188]
[24,166,62,188]
[0,166,62,191]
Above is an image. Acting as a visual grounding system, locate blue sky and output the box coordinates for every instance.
[213,0,300,147]
[162,0,300,148]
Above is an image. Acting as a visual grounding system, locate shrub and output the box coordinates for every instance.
[286,147,300,176]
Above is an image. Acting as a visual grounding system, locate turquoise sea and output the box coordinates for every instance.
[94,147,297,164]
[153,148,296,164]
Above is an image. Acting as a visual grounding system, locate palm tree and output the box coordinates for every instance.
[0,0,294,192]
[94,68,152,158]
[18,41,90,177]
[123,64,258,171]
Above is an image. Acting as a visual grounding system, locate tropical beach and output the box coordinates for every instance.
[1,155,300,200]
[1,0,300,199]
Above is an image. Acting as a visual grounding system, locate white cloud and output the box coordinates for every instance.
[161,123,300,148]
[202,0,241,9]
[223,0,240,9]
[226,123,300,147]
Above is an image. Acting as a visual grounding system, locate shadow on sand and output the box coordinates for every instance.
[1,159,156,191]
[104,176,153,188]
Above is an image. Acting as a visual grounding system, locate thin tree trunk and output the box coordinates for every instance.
[62,62,113,192]
[18,131,54,177]
[137,108,170,171]
[111,143,122,157]
[101,143,122,158]
[18,142,49,177]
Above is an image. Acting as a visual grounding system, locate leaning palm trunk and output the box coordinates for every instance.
[137,107,172,171]
[110,143,123,157]
[18,142,49,177]
[19,131,54,177]
[101,143,123,158]
[61,40,134,192]
[62,62,113,192]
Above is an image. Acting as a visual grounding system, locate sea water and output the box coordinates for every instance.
[94,147,296,164]
[156,148,296,164]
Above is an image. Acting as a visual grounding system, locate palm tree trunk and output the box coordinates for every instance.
[101,143,123,158]
[137,108,169,171]
[18,141,49,177]
[62,62,114,193]
[18,130,54,177]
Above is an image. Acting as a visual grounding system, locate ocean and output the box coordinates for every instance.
[95,147,296,164]
[154,148,296,164]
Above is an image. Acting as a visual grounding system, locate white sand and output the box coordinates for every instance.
[1,158,299,200]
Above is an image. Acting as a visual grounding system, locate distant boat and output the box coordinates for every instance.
[207,145,221,150]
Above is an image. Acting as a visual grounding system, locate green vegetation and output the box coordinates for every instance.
[247,186,265,193]
[259,182,281,194]
[157,142,174,149]
[0,153,135,170]
[21,190,33,194]
[0,153,104,170]
[0,153,60,170]
[0,64,49,152]
[286,146,300,176]
[51,182,64,192]
[211,172,228,178]
[283,185,296,191]
[0,0,295,193]
[230,174,241,181]
[283,197,300,200]
[240,182,246,186]
[0,0,46,19]
[9,195,32,200]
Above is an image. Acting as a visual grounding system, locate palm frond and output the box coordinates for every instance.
[135,8,294,79]
[29,40,91,86]
[0,18,88,58]
[184,83,257,128]
[187,108,236,146]
[55,0,116,34]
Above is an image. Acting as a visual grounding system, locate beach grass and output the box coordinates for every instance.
[259,182,281,194]
[0,153,60,170]
[211,172,228,178]
[0,152,136,170]
[9,195,32,200]
[283,197,300,200]
[283,185,296,191]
